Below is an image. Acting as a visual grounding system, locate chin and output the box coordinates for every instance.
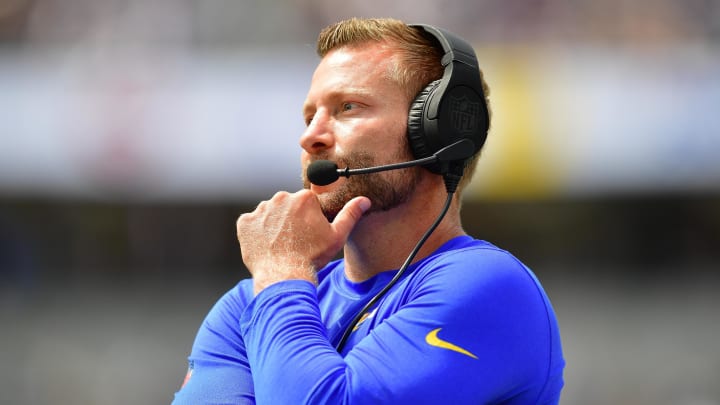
[307,176,346,193]
[309,184,333,195]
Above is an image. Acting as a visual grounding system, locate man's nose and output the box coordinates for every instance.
[300,109,334,154]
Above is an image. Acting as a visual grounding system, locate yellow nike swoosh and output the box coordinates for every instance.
[425,328,478,359]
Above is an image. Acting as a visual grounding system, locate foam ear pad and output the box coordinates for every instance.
[407,80,441,161]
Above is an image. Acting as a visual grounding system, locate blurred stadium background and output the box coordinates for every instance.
[1,1,719,404]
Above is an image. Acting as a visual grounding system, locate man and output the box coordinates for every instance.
[174,17,564,404]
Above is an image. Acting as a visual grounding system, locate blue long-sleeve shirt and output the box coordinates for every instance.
[173,236,565,404]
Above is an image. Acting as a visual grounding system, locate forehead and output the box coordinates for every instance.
[318,43,392,71]
[307,43,400,96]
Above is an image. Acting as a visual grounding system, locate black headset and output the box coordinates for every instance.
[407,24,489,174]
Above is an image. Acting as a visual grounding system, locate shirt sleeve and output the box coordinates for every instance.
[172,280,256,405]
[238,248,564,404]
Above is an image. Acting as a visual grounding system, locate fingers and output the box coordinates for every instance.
[235,190,369,290]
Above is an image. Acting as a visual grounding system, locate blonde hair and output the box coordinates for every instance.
[316,18,491,196]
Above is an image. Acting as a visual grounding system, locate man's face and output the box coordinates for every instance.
[300,43,423,220]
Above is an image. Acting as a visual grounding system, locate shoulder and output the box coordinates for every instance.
[407,237,559,343]
[412,237,540,294]
[408,237,565,399]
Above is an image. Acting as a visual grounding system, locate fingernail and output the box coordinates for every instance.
[358,197,371,213]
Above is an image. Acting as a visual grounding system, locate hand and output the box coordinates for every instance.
[236,190,371,295]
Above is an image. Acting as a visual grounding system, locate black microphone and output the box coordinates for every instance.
[306,138,475,186]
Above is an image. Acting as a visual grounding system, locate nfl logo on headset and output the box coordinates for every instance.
[450,95,480,135]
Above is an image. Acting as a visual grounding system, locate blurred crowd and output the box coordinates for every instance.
[1,0,718,48]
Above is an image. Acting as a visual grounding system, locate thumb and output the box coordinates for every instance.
[331,196,371,239]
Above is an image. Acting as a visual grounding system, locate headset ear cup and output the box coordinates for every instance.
[407,80,441,161]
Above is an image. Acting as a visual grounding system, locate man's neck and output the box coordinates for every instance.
[341,187,465,283]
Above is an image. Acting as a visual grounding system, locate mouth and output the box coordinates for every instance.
[303,157,340,191]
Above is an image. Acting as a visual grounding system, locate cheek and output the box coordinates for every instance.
[385,111,411,145]
[355,116,408,151]
[387,119,414,159]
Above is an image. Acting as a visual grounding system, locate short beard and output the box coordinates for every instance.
[303,150,423,221]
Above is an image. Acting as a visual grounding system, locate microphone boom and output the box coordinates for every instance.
[306,139,475,186]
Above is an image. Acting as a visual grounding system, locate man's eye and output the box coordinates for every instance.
[342,102,358,112]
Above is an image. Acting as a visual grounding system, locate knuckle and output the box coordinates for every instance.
[272,191,290,201]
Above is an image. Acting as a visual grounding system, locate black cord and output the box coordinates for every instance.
[335,189,456,353]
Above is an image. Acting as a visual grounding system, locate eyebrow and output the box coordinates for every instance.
[302,87,375,115]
